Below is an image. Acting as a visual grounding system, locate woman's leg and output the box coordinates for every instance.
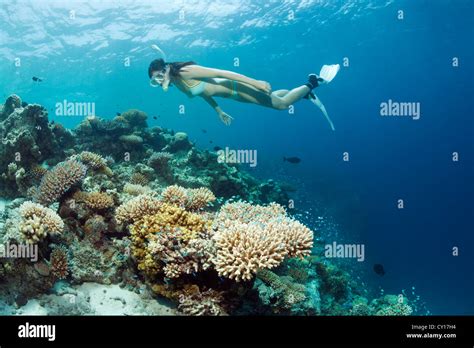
[227,81,311,110]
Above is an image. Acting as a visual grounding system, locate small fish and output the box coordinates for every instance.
[32,76,43,82]
[51,120,55,125]
[213,146,222,151]
[153,116,159,120]
[373,264,385,276]
[209,140,213,144]
[283,156,301,164]
[201,129,207,133]
[116,112,121,116]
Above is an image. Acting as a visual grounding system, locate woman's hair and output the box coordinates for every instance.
[148,58,196,79]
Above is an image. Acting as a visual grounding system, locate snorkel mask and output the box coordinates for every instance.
[150,69,166,87]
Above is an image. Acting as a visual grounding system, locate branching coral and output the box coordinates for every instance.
[161,185,215,210]
[73,151,113,177]
[129,203,212,278]
[185,187,216,211]
[49,245,69,279]
[214,201,287,225]
[35,159,87,206]
[161,185,187,207]
[178,286,227,316]
[28,165,48,182]
[212,221,286,282]
[81,192,115,210]
[123,183,150,196]
[18,201,64,243]
[256,269,307,311]
[115,194,161,224]
[212,202,314,282]
[129,172,149,186]
[76,151,107,170]
[147,151,172,170]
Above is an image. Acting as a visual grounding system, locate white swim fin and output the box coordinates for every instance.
[309,93,335,131]
[319,64,340,84]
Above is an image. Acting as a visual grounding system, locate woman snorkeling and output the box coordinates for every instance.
[148,47,339,129]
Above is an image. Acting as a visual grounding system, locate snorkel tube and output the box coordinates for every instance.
[150,44,170,92]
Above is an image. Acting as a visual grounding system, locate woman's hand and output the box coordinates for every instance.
[255,80,272,94]
[218,111,233,125]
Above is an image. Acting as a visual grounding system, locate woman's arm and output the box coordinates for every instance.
[180,65,271,93]
[203,96,233,125]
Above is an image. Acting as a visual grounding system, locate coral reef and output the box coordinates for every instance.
[0,96,421,317]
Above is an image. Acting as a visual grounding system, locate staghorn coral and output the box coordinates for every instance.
[35,159,87,206]
[185,187,216,211]
[18,201,64,243]
[115,194,161,224]
[212,202,314,281]
[49,245,69,279]
[178,286,227,316]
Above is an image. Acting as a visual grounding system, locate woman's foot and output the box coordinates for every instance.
[304,74,324,99]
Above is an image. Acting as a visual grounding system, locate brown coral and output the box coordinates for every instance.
[19,201,64,243]
[49,245,69,279]
[82,192,115,210]
[35,159,87,206]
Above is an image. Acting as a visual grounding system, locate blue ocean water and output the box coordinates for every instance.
[0,0,473,315]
